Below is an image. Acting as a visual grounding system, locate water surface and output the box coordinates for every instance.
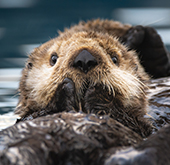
[0,68,21,130]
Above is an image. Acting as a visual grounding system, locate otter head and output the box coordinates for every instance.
[15,29,149,119]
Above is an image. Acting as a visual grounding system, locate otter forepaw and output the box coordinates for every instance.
[49,78,77,112]
[122,25,164,50]
[122,25,145,49]
[122,25,170,78]
[60,78,75,98]
[83,85,113,114]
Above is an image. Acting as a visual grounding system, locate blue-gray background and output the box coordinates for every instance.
[0,0,170,128]
[1,0,170,68]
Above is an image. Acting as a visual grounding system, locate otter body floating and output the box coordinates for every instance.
[1,19,170,165]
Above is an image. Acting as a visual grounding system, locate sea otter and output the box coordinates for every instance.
[15,19,154,137]
[1,19,170,164]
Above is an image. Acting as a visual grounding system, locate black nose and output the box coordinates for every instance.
[73,50,98,73]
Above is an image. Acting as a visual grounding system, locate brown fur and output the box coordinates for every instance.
[61,19,131,37]
[15,19,152,137]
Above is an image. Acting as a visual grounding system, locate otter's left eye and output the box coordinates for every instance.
[112,56,118,65]
[50,53,58,66]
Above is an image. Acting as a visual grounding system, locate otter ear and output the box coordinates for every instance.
[27,62,33,69]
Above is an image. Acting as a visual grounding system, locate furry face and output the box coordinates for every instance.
[17,32,147,109]
[3,19,169,164]
[14,20,151,133]
[15,19,153,137]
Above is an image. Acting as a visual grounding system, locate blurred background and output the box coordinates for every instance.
[0,0,170,129]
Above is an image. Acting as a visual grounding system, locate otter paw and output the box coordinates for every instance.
[144,26,164,48]
[49,78,77,112]
[60,78,75,97]
[122,25,170,78]
[122,25,164,50]
[83,85,113,114]
[105,148,157,165]
[122,25,145,49]
[140,27,170,78]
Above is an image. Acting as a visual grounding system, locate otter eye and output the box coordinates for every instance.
[50,53,58,66]
[112,56,118,65]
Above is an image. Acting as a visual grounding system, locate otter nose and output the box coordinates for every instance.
[73,50,97,73]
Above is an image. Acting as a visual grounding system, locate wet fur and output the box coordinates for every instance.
[1,19,170,165]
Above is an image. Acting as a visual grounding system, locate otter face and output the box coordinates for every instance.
[16,30,149,118]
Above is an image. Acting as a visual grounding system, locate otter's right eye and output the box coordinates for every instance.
[50,53,58,66]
